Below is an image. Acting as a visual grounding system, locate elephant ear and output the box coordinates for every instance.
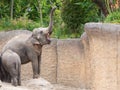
[31,38,40,45]
[31,38,42,51]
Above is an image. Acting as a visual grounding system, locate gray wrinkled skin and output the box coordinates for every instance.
[1,50,21,86]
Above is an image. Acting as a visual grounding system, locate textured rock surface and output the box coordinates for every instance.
[41,38,57,83]
[57,39,86,88]
[85,23,119,90]
[0,78,54,90]
[80,32,91,89]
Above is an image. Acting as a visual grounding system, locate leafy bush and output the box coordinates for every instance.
[61,0,101,38]
[0,17,40,31]
[104,10,120,23]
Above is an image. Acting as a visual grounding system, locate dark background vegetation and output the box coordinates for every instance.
[0,0,120,38]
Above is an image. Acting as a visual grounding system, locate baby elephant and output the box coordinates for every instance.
[1,49,21,86]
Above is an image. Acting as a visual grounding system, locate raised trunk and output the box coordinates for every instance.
[48,6,56,34]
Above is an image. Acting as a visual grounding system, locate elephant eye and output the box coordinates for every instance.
[40,31,43,34]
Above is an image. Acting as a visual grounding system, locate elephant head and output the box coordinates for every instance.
[32,6,56,45]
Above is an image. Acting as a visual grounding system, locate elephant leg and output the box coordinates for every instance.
[11,76,17,86]
[27,52,39,78]
[32,59,39,78]
[17,74,21,86]
[11,66,21,86]
[8,67,18,86]
[38,55,41,74]
[17,63,21,86]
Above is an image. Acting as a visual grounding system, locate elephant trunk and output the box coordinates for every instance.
[48,6,56,34]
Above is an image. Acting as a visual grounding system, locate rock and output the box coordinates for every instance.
[57,39,86,88]
[85,23,119,90]
[21,63,33,80]
[80,32,91,89]
[0,81,30,90]
[41,39,57,84]
[0,78,54,90]
[23,78,55,90]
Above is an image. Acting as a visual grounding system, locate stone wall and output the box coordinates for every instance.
[0,23,120,90]
[85,23,119,90]
[57,39,85,88]
[41,23,120,90]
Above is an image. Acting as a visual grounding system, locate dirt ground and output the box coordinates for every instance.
[0,59,88,90]
[0,79,86,90]
[0,82,87,90]
[21,63,88,90]
[0,46,87,90]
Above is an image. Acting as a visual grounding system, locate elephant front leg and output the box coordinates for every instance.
[11,77,17,86]
[31,57,39,79]
[38,55,41,74]
[27,50,40,78]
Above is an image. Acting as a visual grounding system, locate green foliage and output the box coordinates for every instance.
[0,1,10,18]
[104,0,117,14]
[104,10,120,23]
[51,9,63,38]
[0,0,102,38]
[0,17,40,31]
[61,0,101,37]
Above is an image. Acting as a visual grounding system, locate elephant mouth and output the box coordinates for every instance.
[47,33,51,44]
[47,39,51,44]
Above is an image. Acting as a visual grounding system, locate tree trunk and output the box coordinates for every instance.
[38,0,43,26]
[10,0,14,20]
[93,0,120,16]
[92,0,108,16]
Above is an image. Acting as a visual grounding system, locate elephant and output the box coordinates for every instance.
[0,55,11,83]
[1,49,21,86]
[0,6,56,81]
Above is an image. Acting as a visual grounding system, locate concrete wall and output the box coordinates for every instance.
[0,23,120,90]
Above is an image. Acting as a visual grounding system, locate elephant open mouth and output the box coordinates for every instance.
[46,33,51,44]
